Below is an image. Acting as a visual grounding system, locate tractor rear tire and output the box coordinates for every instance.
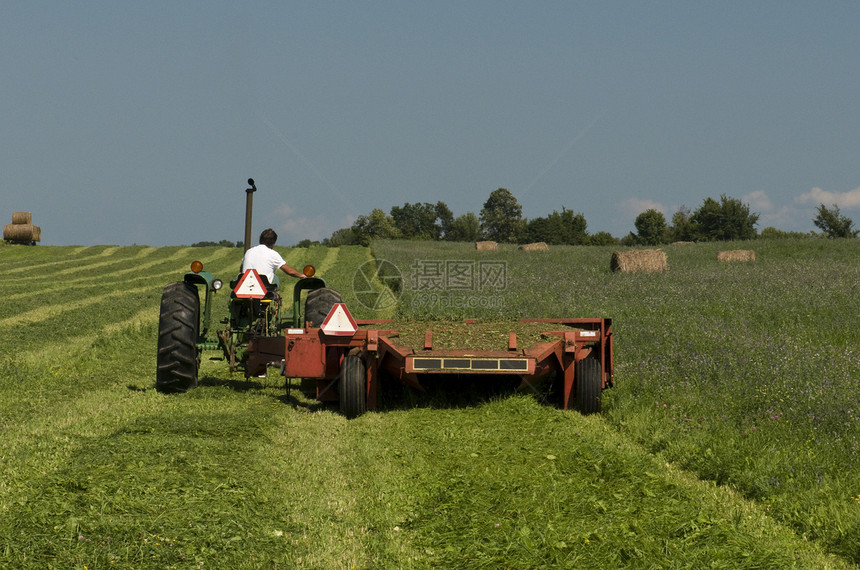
[156,281,200,394]
[304,287,343,328]
[339,355,367,418]
[574,355,602,415]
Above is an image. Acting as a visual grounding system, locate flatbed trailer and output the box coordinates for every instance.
[245,315,613,417]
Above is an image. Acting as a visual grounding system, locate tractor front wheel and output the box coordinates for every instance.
[574,355,602,415]
[156,281,200,393]
[339,355,367,418]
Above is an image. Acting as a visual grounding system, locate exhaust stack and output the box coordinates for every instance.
[243,178,257,252]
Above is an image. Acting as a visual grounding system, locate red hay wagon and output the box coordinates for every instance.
[245,308,613,417]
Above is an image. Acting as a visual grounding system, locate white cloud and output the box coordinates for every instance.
[742,190,795,229]
[795,186,860,209]
[757,205,796,230]
[743,190,773,212]
[268,203,355,244]
[619,197,666,220]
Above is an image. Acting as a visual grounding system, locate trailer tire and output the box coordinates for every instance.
[574,355,602,414]
[339,355,366,418]
[156,281,200,394]
[304,287,343,328]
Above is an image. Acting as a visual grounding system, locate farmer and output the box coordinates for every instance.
[241,228,305,285]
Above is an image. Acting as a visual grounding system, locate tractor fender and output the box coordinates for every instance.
[184,270,218,290]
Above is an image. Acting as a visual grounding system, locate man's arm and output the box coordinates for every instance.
[280,264,304,279]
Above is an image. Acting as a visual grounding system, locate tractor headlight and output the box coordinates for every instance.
[213,279,223,291]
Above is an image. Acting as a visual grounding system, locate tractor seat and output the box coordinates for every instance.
[258,274,276,290]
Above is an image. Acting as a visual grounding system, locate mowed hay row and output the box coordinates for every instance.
[12,211,32,224]
[717,249,756,262]
[518,242,549,251]
[3,223,41,243]
[610,249,668,273]
[475,240,498,251]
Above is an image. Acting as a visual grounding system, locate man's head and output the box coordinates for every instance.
[259,228,278,248]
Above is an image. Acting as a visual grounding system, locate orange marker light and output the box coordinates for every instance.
[302,265,315,277]
[190,260,204,273]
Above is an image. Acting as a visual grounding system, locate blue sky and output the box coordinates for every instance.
[3,1,860,246]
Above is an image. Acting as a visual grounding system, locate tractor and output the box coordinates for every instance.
[156,179,614,417]
[155,179,342,393]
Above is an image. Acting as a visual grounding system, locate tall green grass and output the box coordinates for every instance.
[0,240,857,568]
[374,238,860,562]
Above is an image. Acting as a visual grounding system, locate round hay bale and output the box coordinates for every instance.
[518,242,549,251]
[12,211,32,224]
[475,241,498,251]
[610,249,668,273]
[3,223,40,243]
[717,249,755,262]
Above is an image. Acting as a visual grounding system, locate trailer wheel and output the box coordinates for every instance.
[156,281,200,394]
[339,355,367,418]
[574,355,602,414]
[304,287,343,328]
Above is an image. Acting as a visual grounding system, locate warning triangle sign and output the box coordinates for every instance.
[233,269,267,299]
[320,303,358,336]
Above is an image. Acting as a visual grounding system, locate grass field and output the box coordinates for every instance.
[0,239,857,568]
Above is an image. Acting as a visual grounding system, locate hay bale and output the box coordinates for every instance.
[610,249,668,273]
[12,211,32,224]
[518,242,549,251]
[475,241,498,251]
[3,223,40,243]
[717,249,755,262]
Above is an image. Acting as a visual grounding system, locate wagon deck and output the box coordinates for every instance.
[255,315,613,416]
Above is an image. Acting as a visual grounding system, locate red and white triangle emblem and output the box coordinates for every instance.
[233,269,267,299]
[320,303,358,336]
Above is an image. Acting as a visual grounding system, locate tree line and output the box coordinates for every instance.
[626,199,857,245]
[298,188,856,248]
[192,188,857,247]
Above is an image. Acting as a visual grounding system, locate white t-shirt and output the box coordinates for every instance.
[241,244,286,282]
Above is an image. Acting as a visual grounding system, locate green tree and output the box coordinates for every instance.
[435,202,455,239]
[813,203,858,238]
[446,212,481,242]
[634,209,668,245]
[324,227,357,247]
[350,209,402,246]
[526,208,588,245]
[670,206,696,242]
[619,232,641,247]
[390,202,452,240]
[191,239,243,247]
[525,217,552,244]
[480,188,524,243]
[691,195,759,241]
[760,227,814,240]
[587,231,619,246]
